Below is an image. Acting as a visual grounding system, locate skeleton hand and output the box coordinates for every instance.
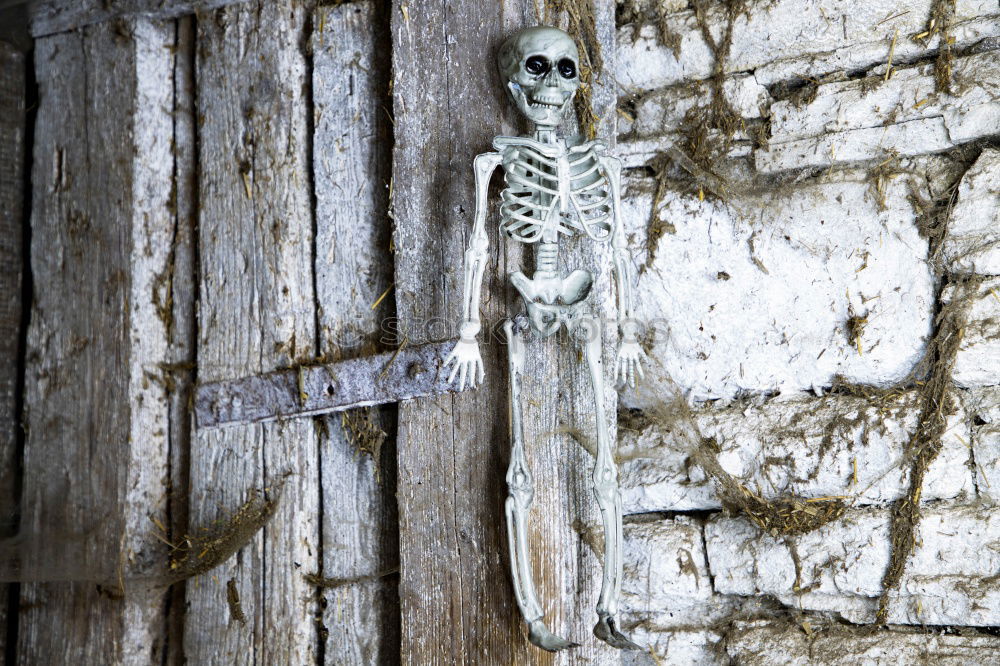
[615,341,646,389]
[444,337,485,391]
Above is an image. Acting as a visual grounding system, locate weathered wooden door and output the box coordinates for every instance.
[0,0,625,663]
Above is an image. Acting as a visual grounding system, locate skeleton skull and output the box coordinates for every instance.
[498,26,580,128]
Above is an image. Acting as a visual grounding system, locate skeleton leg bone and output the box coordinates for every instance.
[575,315,641,651]
[503,318,579,652]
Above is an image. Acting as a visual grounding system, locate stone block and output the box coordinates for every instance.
[706,502,1000,625]
[758,51,1000,173]
[621,169,934,401]
[942,149,1000,275]
[620,391,972,513]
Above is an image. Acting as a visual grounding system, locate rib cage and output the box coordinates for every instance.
[495,137,613,243]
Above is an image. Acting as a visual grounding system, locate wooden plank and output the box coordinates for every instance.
[163,15,197,666]
[15,17,178,663]
[390,4,523,659]
[311,4,399,662]
[184,2,320,663]
[0,37,25,659]
[390,1,621,662]
[26,0,251,38]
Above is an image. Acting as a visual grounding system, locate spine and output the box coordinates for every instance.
[535,241,558,276]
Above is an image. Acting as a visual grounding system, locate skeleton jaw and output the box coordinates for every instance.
[509,81,573,128]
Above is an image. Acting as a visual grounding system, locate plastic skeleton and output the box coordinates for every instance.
[443,26,645,652]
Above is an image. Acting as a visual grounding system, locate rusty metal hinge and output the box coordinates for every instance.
[195,340,460,430]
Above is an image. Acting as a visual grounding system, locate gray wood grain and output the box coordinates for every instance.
[0,37,25,659]
[15,18,178,664]
[390,1,621,662]
[390,4,524,659]
[164,15,197,666]
[185,2,320,663]
[27,0,251,37]
[312,6,400,662]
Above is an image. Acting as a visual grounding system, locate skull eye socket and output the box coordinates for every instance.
[524,55,549,76]
[557,58,577,79]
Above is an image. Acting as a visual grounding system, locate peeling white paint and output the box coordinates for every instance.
[946,276,1000,388]
[726,620,1000,664]
[617,0,1000,92]
[623,74,768,138]
[623,628,725,665]
[758,51,1000,173]
[621,170,934,402]
[705,502,1000,626]
[614,3,1000,656]
[943,149,1000,275]
[619,390,972,513]
[965,387,1000,502]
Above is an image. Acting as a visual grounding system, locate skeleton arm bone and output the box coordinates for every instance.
[602,155,646,388]
[460,152,502,334]
[444,151,503,390]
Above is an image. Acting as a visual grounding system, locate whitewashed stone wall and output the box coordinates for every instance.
[614,0,1000,662]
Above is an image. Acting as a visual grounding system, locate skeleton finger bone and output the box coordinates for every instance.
[446,355,461,385]
[616,356,630,388]
[443,338,485,389]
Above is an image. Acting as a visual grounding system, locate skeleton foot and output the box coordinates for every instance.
[573,315,640,651]
[593,613,641,651]
[528,619,580,652]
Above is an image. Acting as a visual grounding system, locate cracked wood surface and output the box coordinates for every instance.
[14,19,177,663]
[185,2,320,663]
[163,16,198,666]
[390,1,621,663]
[312,3,399,662]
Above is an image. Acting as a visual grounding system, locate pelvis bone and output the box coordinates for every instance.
[511,269,594,336]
